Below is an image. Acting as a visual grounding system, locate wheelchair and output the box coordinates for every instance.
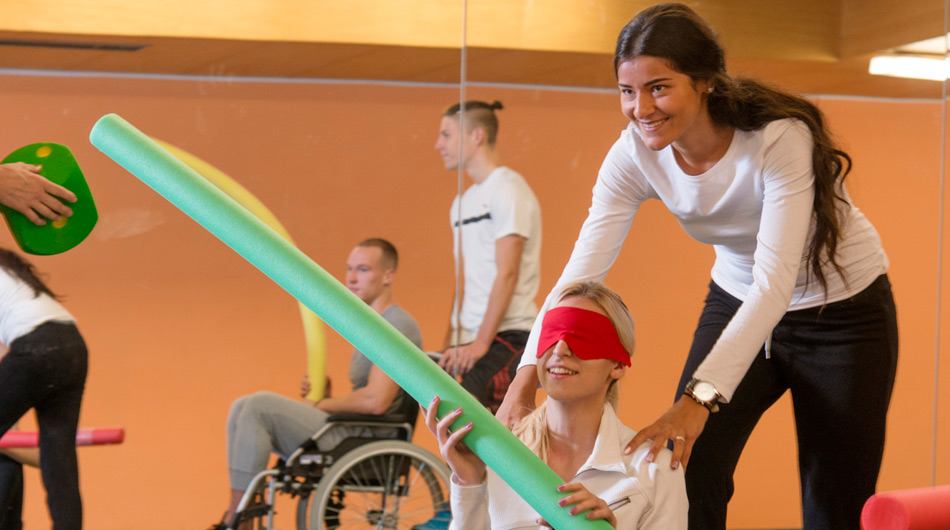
[228,393,453,530]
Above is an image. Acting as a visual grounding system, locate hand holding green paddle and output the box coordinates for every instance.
[0,143,97,255]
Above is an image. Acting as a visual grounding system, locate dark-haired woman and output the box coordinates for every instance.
[497,3,896,529]
[0,249,87,530]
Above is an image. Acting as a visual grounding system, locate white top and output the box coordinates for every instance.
[450,166,542,343]
[0,267,74,346]
[519,119,888,401]
[449,403,688,529]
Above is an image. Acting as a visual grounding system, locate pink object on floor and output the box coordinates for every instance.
[861,485,950,529]
[0,427,124,448]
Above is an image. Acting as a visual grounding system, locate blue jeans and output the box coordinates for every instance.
[0,322,88,530]
[679,275,898,530]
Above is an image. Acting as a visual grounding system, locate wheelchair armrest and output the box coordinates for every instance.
[285,414,416,469]
[326,412,410,424]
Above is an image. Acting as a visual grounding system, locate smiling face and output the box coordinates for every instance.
[537,295,626,405]
[617,55,712,154]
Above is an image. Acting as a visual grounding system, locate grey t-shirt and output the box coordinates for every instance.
[347,304,423,416]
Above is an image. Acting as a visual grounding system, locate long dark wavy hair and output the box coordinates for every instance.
[0,248,58,299]
[614,2,851,292]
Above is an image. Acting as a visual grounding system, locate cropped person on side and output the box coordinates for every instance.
[0,249,88,530]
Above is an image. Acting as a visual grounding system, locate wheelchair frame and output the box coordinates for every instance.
[227,412,452,530]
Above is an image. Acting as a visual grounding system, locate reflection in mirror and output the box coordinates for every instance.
[939,0,950,498]
[461,1,946,528]
[0,1,472,528]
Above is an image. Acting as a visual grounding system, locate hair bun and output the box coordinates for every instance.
[490,101,504,111]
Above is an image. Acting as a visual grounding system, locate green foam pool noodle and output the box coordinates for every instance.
[89,113,611,530]
[1,143,97,255]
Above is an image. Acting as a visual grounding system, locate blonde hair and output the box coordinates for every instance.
[512,281,635,461]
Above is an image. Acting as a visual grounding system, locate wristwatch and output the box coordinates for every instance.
[684,378,722,413]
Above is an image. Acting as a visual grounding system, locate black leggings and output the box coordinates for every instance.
[679,275,898,530]
[0,455,23,530]
[0,322,88,530]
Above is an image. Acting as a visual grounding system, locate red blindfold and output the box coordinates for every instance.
[537,306,631,366]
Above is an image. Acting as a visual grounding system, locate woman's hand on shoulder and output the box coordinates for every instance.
[535,482,617,529]
[626,396,710,470]
[422,395,487,486]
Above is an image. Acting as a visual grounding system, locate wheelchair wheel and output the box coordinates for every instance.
[299,440,451,529]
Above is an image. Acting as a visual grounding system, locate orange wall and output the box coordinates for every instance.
[0,73,945,529]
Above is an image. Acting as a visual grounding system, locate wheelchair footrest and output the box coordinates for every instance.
[234,501,272,526]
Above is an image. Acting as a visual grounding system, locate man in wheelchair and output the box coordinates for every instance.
[210,238,425,530]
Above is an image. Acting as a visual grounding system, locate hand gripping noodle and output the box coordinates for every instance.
[89,113,612,530]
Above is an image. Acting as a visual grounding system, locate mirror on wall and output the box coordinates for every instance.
[0,2,469,528]
[0,1,947,528]
[459,1,947,528]
[939,0,950,496]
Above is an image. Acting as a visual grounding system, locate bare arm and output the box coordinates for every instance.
[494,365,540,428]
[443,296,459,351]
[443,258,465,350]
[473,234,524,348]
[440,234,525,374]
[315,365,401,416]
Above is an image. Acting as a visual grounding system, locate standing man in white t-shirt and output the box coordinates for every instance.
[433,100,542,413]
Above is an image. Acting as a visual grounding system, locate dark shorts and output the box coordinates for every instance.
[459,330,529,414]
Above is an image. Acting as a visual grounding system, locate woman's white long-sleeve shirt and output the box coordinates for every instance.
[449,403,688,529]
[519,119,888,401]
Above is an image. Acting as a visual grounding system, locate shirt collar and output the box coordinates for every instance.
[573,403,630,476]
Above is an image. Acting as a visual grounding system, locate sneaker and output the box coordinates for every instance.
[411,504,452,530]
[206,512,232,530]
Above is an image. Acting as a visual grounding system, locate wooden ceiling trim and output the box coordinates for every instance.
[840,0,945,58]
[0,1,944,98]
[0,0,466,49]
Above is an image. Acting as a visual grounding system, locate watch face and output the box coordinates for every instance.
[692,381,718,402]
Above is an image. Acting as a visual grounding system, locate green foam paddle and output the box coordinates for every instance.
[1,143,97,255]
[89,113,612,530]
